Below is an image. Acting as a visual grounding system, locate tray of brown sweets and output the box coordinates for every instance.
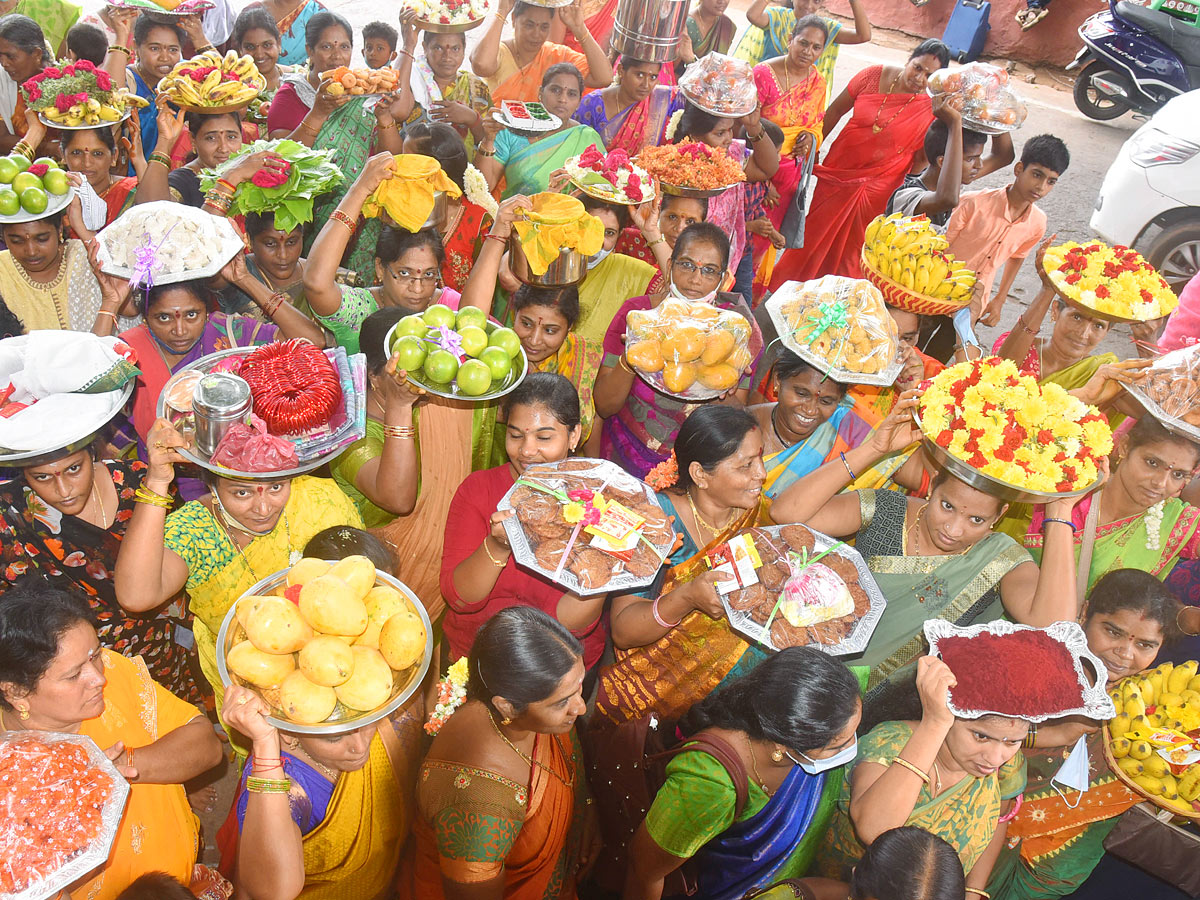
[498,458,673,595]
[712,524,886,655]
[1124,344,1200,443]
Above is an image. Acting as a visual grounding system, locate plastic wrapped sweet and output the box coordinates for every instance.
[717,524,884,654]
[238,339,342,436]
[624,298,753,399]
[766,276,901,385]
[498,458,674,595]
[926,62,1027,133]
[0,731,129,898]
[679,53,757,117]
[1127,344,1200,430]
[97,201,244,285]
[210,414,300,471]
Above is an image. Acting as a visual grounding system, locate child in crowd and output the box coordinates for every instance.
[115,873,195,900]
[65,22,107,66]
[303,525,395,574]
[947,133,1069,327]
[362,21,398,70]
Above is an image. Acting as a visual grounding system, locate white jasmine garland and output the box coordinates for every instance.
[464,163,498,219]
[1144,500,1165,551]
[664,109,684,142]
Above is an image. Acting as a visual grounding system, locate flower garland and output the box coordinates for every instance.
[424,657,469,735]
[919,357,1113,493]
[464,162,498,219]
[664,109,684,142]
[1043,241,1178,321]
[1145,500,1165,551]
[646,451,679,491]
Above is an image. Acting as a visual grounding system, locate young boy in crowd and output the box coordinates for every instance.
[947,133,1070,327]
[887,95,1002,228]
[362,22,398,70]
[65,22,108,66]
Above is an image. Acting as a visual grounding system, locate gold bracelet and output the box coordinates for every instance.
[647,236,667,249]
[12,141,32,159]
[1179,606,1200,636]
[246,776,292,794]
[108,44,131,55]
[966,890,991,900]
[148,151,171,168]
[619,355,634,374]
[298,119,319,136]
[95,309,119,321]
[482,536,507,568]
[383,424,416,440]
[329,209,356,233]
[134,485,172,508]
[890,756,930,785]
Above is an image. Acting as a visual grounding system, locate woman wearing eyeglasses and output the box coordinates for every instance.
[593,222,763,479]
[303,153,472,355]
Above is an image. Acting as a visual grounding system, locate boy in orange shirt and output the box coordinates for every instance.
[946,134,1070,327]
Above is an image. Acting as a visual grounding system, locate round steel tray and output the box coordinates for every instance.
[1046,274,1174,325]
[383,317,528,402]
[415,15,487,32]
[215,566,432,735]
[0,378,133,467]
[679,85,757,119]
[39,109,132,130]
[0,185,73,224]
[658,180,733,199]
[1123,382,1200,446]
[568,175,654,206]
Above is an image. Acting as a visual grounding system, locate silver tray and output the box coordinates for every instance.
[383,317,527,402]
[415,15,488,32]
[0,379,133,466]
[497,457,672,596]
[1124,381,1200,446]
[765,281,904,387]
[924,619,1116,723]
[1044,273,1166,325]
[155,347,364,481]
[659,181,732,199]
[39,109,132,131]
[0,186,73,224]
[0,730,130,900]
[960,113,1021,135]
[719,524,887,657]
[916,410,1104,504]
[568,175,655,206]
[215,566,432,735]
[679,85,757,119]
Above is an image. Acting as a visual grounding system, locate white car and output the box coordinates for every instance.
[1090,89,1200,293]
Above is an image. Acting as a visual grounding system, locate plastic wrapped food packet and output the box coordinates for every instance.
[624,298,753,399]
[497,458,674,595]
[0,731,128,899]
[926,62,1027,132]
[679,53,758,117]
[1128,344,1200,428]
[210,414,300,472]
[767,276,900,384]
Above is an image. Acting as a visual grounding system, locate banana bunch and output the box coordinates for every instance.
[40,88,147,128]
[861,213,977,304]
[158,50,265,109]
[1107,660,1200,815]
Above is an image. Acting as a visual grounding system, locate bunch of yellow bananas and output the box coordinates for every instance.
[158,49,264,108]
[39,88,147,128]
[1107,660,1200,815]
[861,213,977,303]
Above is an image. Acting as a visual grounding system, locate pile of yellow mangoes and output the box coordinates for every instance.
[224,555,427,725]
[1107,659,1200,815]
[625,299,752,397]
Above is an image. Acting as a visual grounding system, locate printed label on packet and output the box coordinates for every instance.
[586,500,645,558]
[705,533,763,596]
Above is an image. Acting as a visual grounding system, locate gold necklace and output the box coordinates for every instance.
[15,242,67,291]
[686,488,735,537]
[488,713,575,788]
[871,71,918,134]
[745,736,773,796]
[88,470,111,530]
[289,742,338,782]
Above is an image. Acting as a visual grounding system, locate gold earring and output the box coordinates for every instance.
[17,706,29,720]
[501,717,512,726]
[771,748,784,763]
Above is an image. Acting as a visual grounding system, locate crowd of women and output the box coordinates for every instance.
[0,0,1199,899]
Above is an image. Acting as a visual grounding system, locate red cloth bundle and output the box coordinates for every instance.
[939,629,1084,717]
[210,414,298,472]
[238,339,340,435]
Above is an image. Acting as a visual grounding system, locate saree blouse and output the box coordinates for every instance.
[817,720,1025,880]
[753,63,827,157]
[0,240,101,332]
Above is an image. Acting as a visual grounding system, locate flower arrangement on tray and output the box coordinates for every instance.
[22,60,147,127]
[918,357,1113,494]
[635,141,745,192]
[405,0,491,27]
[566,144,652,205]
[199,139,344,234]
[1043,240,1178,322]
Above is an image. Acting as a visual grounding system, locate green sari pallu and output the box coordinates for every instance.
[503,125,604,198]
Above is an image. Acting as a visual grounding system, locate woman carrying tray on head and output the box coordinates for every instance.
[576,56,683,156]
[439,373,609,669]
[113,418,363,735]
[987,569,1191,900]
[593,223,763,480]
[771,394,1079,704]
[593,405,772,727]
[816,655,1027,895]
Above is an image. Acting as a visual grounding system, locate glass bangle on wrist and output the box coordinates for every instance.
[652,595,681,629]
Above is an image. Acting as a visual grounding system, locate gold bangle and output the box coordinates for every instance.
[125,746,134,771]
[1179,606,1200,636]
[383,424,416,440]
[475,146,496,158]
[890,756,930,785]
[134,485,172,508]
[966,891,991,900]
[148,151,171,169]
[12,141,32,159]
[647,236,667,249]
[246,776,292,794]
[298,119,319,136]
[95,309,119,321]
[108,44,131,55]
[329,209,356,233]
[619,356,634,374]
[482,536,507,568]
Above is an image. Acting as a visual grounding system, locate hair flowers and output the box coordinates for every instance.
[425,657,470,735]
[645,450,679,491]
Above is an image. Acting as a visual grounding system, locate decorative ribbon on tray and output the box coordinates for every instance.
[760,540,847,633]
[793,298,849,378]
[423,325,464,360]
[515,473,670,582]
[128,223,177,295]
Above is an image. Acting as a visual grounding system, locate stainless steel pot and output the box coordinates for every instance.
[509,236,588,287]
[611,0,689,63]
[418,191,449,231]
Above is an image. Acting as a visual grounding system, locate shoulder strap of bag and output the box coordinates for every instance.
[1075,489,1101,617]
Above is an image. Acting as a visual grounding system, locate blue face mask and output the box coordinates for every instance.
[787,737,859,774]
[587,246,612,270]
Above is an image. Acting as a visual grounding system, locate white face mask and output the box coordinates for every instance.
[587,246,612,270]
[787,737,859,775]
[1050,735,1090,808]
[668,279,718,304]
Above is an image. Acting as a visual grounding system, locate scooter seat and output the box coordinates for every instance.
[1116,1,1200,67]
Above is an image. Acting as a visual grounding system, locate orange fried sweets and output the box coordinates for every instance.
[320,66,400,96]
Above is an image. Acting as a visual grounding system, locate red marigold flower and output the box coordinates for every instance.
[1065,272,1082,285]
[42,66,62,79]
[936,429,953,448]
[969,452,988,468]
[26,86,40,101]
[54,94,71,112]
[1038,429,1054,444]
[1140,289,1154,303]
[95,70,112,90]
[1053,450,1067,462]
[74,59,95,72]
[994,446,1014,462]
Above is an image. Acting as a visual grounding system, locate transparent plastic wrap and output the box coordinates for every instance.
[860,213,978,315]
[1043,240,1179,323]
[97,201,244,286]
[926,62,1027,133]
[0,731,129,900]
[497,458,673,595]
[766,276,901,385]
[624,298,753,400]
[1125,344,1200,440]
[679,53,758,117]
[715,524,886,656]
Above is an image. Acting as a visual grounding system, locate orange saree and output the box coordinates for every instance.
[489,43,590,106]
[768,66,933,288]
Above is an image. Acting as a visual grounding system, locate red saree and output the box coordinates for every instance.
[768,66,933,289]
